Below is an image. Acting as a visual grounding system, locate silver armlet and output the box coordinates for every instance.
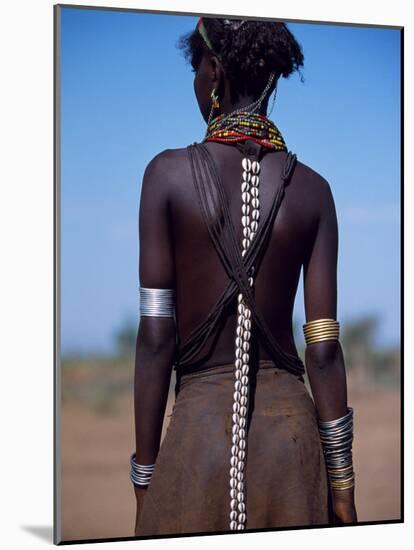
[130,452,155,487]
[139,287,175,317]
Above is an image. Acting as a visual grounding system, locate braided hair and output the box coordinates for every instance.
[177,17,304,104]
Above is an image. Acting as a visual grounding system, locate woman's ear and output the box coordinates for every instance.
[209,55,223,87]
[209,55,225,101]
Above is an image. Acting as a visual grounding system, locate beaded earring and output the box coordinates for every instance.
[208,88,220,126]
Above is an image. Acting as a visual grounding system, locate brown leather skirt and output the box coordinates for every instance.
[135,360,333,536]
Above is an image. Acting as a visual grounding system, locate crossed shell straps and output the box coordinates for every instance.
[229,157,261,531]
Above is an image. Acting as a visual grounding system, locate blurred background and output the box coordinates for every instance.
[59,6,401,542]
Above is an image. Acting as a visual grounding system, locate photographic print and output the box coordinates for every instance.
[54,4,402,544]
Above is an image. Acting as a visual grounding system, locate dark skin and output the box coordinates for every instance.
[134,44,357,534]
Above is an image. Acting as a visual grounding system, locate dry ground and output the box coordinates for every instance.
[60,373,401,542]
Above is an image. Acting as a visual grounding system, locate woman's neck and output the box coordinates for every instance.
[219,94,269,118]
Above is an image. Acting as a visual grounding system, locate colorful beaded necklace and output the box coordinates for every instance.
[203,111,287,152]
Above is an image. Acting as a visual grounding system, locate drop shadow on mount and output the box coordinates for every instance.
[20,525,54,543]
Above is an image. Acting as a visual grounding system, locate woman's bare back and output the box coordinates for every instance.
[161,140,329,368]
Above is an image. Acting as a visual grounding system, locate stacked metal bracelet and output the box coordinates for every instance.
[139,286,175,318]
[318,407,355,491]
[130,452,155,488]
[303,318,340,345]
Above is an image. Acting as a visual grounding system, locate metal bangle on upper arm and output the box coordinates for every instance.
[139,287,175,318]
[302,318,340,345]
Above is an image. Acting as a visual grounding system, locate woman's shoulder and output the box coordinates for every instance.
[144,147,190,177]
[146,146,189,165]
[291,157,334,200]
[143,146,188,175]
[142,147,192,194]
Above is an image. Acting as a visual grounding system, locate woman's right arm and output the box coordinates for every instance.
[302,176,357,524]
[133,152,177,534]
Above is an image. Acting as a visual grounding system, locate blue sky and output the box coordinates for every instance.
[60,7,401,355]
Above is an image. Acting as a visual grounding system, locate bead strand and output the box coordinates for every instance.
[205,72,276,134]
[229,157,261,531]
[205,111,287,152]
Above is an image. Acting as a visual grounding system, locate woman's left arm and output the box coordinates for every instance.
[302,177,357,524]
[133,151,177,529]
